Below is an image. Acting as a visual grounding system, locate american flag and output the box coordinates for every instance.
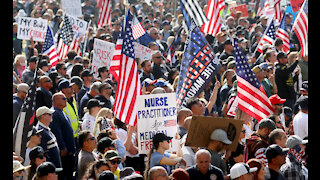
[256,20,276,53]
[13,62,39,159]
[164,120,177,127]
[97,0,112,28]
[56,14,78,61]
[292,0,308,57]
[180,0,208,28]
[274,0,282,23]
[276,15,290,53]
[42,26,59,68]
[132,15,146,40]
[111,10,141,126]
[200,0,225,37]
[234,40,274,121]
[176,20,221,108]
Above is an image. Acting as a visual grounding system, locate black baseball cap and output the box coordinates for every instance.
[265,144,289,161]
[258,118,277,130]
[97,137,116,153]
[99,170,116,180]
[58,79,75,90]
[31,126,43,136]
[29,146,45,160]
[87,99,104,109]
[152,133,173,145]
[81,69,94,78]
[36,162,63,177]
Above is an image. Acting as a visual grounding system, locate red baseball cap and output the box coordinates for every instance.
[269,94,286,105]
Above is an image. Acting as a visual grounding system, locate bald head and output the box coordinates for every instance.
[183,116,193,131]
[148,166,168,180]
[177,108,192,126]
[195,149,211,160]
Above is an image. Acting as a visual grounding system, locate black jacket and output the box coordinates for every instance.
[275,60,299,99]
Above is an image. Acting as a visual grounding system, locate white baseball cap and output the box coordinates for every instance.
[36,106,55,118]
[210,129,232,145]
[230,163,258,179]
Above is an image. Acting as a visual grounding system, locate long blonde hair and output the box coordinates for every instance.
[93,108,113,137]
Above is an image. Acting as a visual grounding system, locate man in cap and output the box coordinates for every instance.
[38,59,50,75]
[94,82,113,109]
[105,150,122,179]
[186,149,224,180]
[152,50,169,80]
[207,129,232,175]
[219,39,234,62]
[280,135,308,179]
[293,96,308,139]
[244,119,277,166]
[275,51,299,109]
[34,161,63,180]
[96,137,117,159]
[58,79,80,149]
[269,94,286,115]
[50,92,76,180]
[264,144,288,180]
[35,106,61,168]
[82,99,104,132]
[260,62,278,97]
[23,127,43,166]
[213,32,227,54]
[79,81,101,119]
[161,20,174,42]
[259,15,268,31]
[293,81,308,115]
[141,78,157,93]
[13,83,29,126]
[13,160,31,179]
[77,130,97,180]
[229,162,258,180]
[77,69,94,105]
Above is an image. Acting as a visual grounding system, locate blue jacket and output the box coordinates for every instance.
[13,94,23,127]
[36,122,62,168]
[50,107,76,154]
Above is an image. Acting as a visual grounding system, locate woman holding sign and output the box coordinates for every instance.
[144,132,186,179]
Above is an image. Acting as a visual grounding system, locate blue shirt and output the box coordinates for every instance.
[150,152,171,173]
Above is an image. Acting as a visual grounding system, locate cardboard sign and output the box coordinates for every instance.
[92,39,115,78]
[66,14,88,42]
[136,93,178,154]
[61,0,82,17]
[185,116,244,152]
[133,42,153,61]
[230,4,249,18]
[17,17,48,42]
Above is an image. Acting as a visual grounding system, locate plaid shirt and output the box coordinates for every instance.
[280,154,307,180]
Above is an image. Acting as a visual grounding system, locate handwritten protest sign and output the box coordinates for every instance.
[92,39,115,78]
[291,0,304,12]
[17,17,48,42]
[61,0,82,17]
[137,93,178,154]
[66,14,88,42]
[185,116,244,152]
[230,4,249,17]
[133,42,153,61]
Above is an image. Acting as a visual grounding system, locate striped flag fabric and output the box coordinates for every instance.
[274,0,282,23]
[276,15,290,53]
[200,0,225,37]
[57,14,76,60]
[132,15,146,40]
[234,40,274,121]
[180,0,208,28]
[111,10,141,126]
[13,62,39,159]
[42,26,59,68]
[256,20,276,53]
[164,120,177,127]
[292,0,308,57]
[97,0,112,28]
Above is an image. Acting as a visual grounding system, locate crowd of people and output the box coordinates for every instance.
[13,0,308,179]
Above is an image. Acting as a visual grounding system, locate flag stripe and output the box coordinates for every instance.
[201,0,225,36]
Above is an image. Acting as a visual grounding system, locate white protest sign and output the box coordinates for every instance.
[66,14,88,42]
[17,17,48,42]
[92,39,115,78]
[61,0,82,17]
[137,93,178,154]
[133,42,153,61]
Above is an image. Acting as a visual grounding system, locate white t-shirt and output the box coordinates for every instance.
[81,113,96,133]
[115,128,139,158]
[293,111,308,139]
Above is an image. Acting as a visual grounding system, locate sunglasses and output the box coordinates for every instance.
[275,104,283,106]
[105,87,112,90]
[110,160,121,165]
[61,97,67,101]
[88,136,95,141]
[44,80,52,83]
[155,56,162,59]
[241,130,246,133]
